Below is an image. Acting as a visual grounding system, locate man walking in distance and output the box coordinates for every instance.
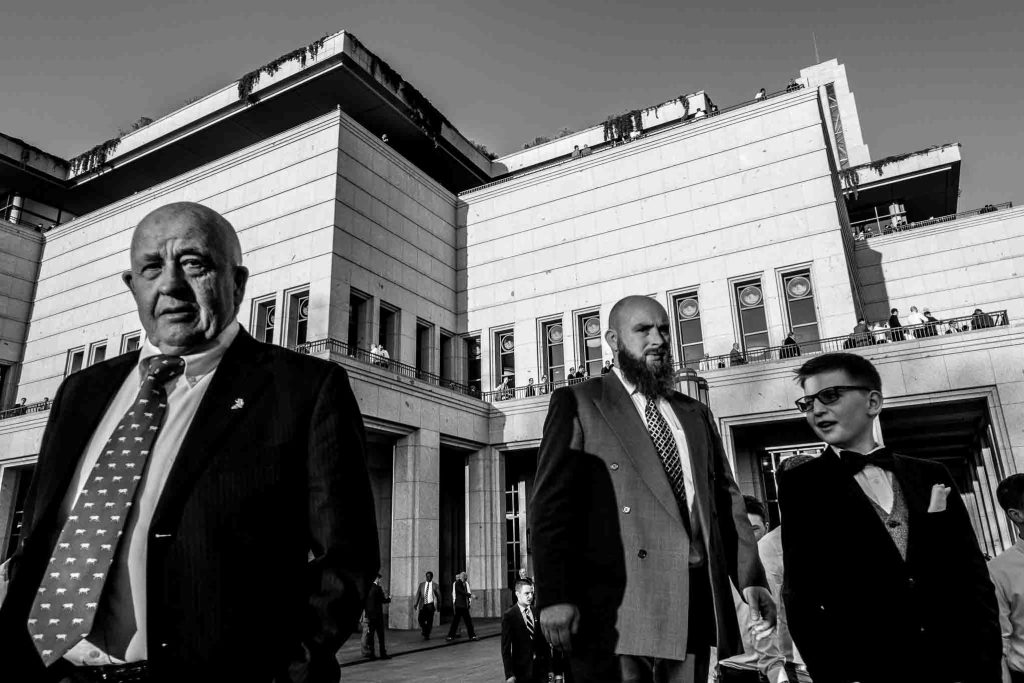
[446,571,477,641]
[0,202,380,682]
[780,352,1000,682]
[531,295,775,683]
[414,570,441,640]
[989,474,1024,682]
[502,579,549,683]
[364,574,391,659]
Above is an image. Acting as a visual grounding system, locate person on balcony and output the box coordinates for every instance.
[538,374,549,395]
[888,308,905,342]
[525,378,536,397]
[496,376,511,400]
[780,331,801,359]
[730,343,747,366]
[906,306,927,337]
[571,145,581,160]
[755,88,767,100]
[973,308,996,330]
[921,309,941,337]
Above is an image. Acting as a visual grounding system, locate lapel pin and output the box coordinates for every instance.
[231,398,245,410]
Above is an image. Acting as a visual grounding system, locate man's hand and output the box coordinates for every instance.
[506,677,516,683]
[743,586,777,638]
[539,603,579,652]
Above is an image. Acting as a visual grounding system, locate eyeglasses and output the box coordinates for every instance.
[794,386,872,413]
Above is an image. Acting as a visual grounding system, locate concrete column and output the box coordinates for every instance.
[466,446,506,618]
[389,428,440,629]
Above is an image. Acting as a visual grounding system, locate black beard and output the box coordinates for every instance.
[617,345,675,399]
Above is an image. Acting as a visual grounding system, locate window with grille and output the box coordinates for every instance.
[286,289,310,347]
[505,479,522,591]
[541,319,565,383]
[672,293,705,368]
[65,348,85,377]
[734,280,770,351]
[577,311,603,377]
[252,296,276,345]
[494,328,515,388]
[782,270,821,352]
[466,336,481,393]
[120,332,142,354]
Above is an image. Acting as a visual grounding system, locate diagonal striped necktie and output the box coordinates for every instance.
[28,355,184,666]
[524,606,535,636]
[644,397,692,533]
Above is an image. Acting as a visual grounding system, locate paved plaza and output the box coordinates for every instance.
[340,632,504,683]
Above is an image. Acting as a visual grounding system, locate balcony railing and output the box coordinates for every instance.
[852,203,1013,240]
[686,310,1009,372]
[0,399,51,421]
[0,201,64,233]
[295,337,481,399]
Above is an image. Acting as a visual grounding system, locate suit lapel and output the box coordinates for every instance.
[35,353,140,526]
[151,330,274,529]
[669,396,710,528]
[595,373,682,525]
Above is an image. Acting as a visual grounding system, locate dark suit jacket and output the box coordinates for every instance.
[530,372,766,662]
[779,449,1001,683]
[365,583,391,622]
[501,604,549,682]
[453,579,471,609]
[0,330,380,682]
[413,581,440,611]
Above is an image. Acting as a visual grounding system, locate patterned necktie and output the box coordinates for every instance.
[644,397,691,530]
[28,355,184,666]
[524,607,534,636]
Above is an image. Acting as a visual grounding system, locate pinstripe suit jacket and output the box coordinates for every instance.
[0,329,380,682]
[530,372,765,662]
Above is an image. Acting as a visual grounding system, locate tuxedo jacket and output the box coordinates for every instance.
[0,330,380,682]
[778,449,1001,683]
[413,581,440,610]
[501,604,549,682]
[530,373,766,662]
[365,584,391,622]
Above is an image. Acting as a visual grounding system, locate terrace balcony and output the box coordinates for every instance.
[851,202,1013,240]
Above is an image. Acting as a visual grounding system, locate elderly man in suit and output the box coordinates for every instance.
[502,579,549,683]
[0,202,380,682]
[413,570,441,640]
[531,295,775,683]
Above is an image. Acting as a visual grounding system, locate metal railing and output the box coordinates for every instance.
[482,376,593,403]
[0,399,51,421]
[460,84,805,196]
[853,203,1013,239]
[295,338,481,398]
[0,201,63,232]
[687,311,1009,372]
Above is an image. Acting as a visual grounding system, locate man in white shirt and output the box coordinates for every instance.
[413,571,441,640]
[991,474,1024,683]
[0,202,379,682]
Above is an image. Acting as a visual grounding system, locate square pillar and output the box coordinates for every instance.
[389,428,440,628]
[466,446,506,618]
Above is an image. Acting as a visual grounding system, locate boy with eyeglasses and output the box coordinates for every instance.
[778,352,1000,683]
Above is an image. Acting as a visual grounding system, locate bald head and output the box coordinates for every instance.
[123,202,248,355]
[608,296,667,337]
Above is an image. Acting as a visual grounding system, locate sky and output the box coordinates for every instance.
[2,0,1021,207]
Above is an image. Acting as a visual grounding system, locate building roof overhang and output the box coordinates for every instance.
[841,143,962,219]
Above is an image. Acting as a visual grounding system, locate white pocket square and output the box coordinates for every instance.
[927,484,950,513]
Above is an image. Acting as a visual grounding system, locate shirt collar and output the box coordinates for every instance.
[829,443,885,458]
[519,603,532,613]
[138,320,239,387]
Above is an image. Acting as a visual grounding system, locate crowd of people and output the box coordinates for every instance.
[845,305,1001,348]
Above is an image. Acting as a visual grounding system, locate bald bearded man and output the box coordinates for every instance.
[531,296,775,683]
[0,203,379,682]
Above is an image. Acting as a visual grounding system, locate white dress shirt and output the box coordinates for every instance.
[61,322,238,665]
[424,581,434,605]
[612,367,695,513]
[989,537,1024,674]
[834,445,894,514]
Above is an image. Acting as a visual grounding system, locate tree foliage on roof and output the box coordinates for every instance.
[237,34,329,103]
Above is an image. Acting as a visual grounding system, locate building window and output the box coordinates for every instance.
[734,279,770,352]
[541,318,565,384]
[782,270,821,352]
[89,342,107,366]
[494,328,515,389]
[348,289,370,355]
[505,477,522,592]
[65,348,85,377]
[285,289,310,347]
[466,335,481,394]
[577,311,603,378]
[378,302,400,359]
[120,332,142,354]
[673,293,705,368]
[251,296,276,345]
[440,330,454,382]
[416,320,433,378]
[2,464,35,560]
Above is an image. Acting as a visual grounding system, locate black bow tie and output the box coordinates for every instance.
[838,448,894,475]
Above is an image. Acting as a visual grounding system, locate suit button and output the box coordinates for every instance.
[638,549,647,559]
[622,506,631,514]
[610,463,619,471]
